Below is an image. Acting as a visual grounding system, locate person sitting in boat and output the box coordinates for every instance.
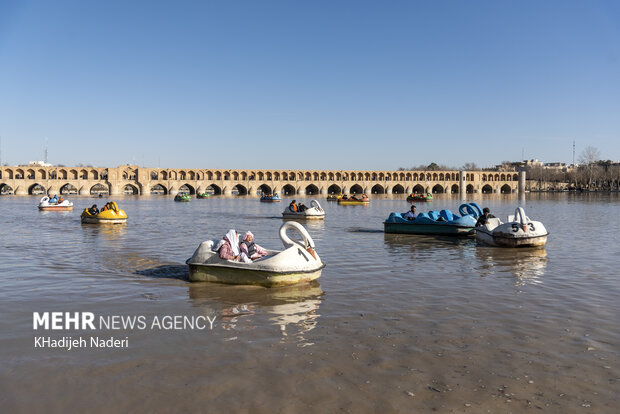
[215,230,252,263]
[240,231,268,260]
[57,196,65,204]
[50,194,59,204]
[88,204,99,215]
[403,205,418,220]
[340,194,348,200]
[216,229,242,261]
[475,207,496,227]
[349,195,358,201]
[289,200,307,213]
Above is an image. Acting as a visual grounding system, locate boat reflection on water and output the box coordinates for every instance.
[188,282,324,346]
[383,233,547,286]
[382,232,475,258]
[81,221,128,246]
[475,246,548,286]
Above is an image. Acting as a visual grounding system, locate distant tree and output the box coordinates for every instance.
[579,146,601,165]
[461,162,479,171]
[578,146,601,188]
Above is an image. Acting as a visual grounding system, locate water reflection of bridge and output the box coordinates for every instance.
[0,165,525,196]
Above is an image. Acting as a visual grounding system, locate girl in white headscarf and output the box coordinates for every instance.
[217,229,242,261]
[240,231,269,260]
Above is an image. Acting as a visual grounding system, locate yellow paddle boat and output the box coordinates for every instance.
[81,201,128,224]
[337,194,370,205]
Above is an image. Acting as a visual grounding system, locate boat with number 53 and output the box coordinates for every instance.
[475,207,548,247]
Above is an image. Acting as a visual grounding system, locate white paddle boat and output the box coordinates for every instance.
[186,221,325,287]
[476,207,548,247]
[38,196,74,211]
[282,200,325,220]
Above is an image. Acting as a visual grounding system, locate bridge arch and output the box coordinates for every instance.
[27,183,46,195]
[305,184,319,195]
[179,184,195,195]
[150,184,167,195]
[412,184,425,194]
[371,184,385,194]
[60,183,78,195]
[451,184,459,193]
[282,184,296,195]
[481,184,493,194]
[466,184,474,193]
[327,184,341,194]
[500,184,512,194]
[432,184,445,194]
[258,184,272,195]
[0,183,14,194]
[90,183,110,195]
[350,184,363,194]
[232,184,248,196]
[123,184,139,195]
[392,184,405,194]
[206,184,221,195]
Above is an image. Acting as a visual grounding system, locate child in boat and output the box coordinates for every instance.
[89,205,99,215]
[216,230,252,263]
[240,231,268,260]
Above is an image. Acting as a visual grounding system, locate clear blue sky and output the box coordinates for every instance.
[1,0,619,170]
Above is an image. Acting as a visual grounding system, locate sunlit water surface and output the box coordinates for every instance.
[1,194,618,412]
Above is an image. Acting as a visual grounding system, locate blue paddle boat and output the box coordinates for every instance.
[260,193,282,202]
[384,203,482,236]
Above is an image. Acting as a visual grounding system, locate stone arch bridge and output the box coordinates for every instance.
[0,165,525,196]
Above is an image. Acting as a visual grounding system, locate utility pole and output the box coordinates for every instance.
[572,140,576,191]
[44,137,48,164]
[0,136,2,166]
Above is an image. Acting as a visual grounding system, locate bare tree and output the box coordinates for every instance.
[578,146,601,189]
[461,162,479,171]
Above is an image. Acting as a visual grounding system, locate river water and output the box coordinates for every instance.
[1,194,618,413]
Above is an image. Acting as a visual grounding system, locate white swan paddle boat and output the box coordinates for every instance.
[476,207,548,247]
[38,196,74,211]
[282,200,325,220]
[186,221,325,287]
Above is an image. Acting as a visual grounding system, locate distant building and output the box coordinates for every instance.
[523,159,543,168]
[27,161,54,167]
[543,162,567,169]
